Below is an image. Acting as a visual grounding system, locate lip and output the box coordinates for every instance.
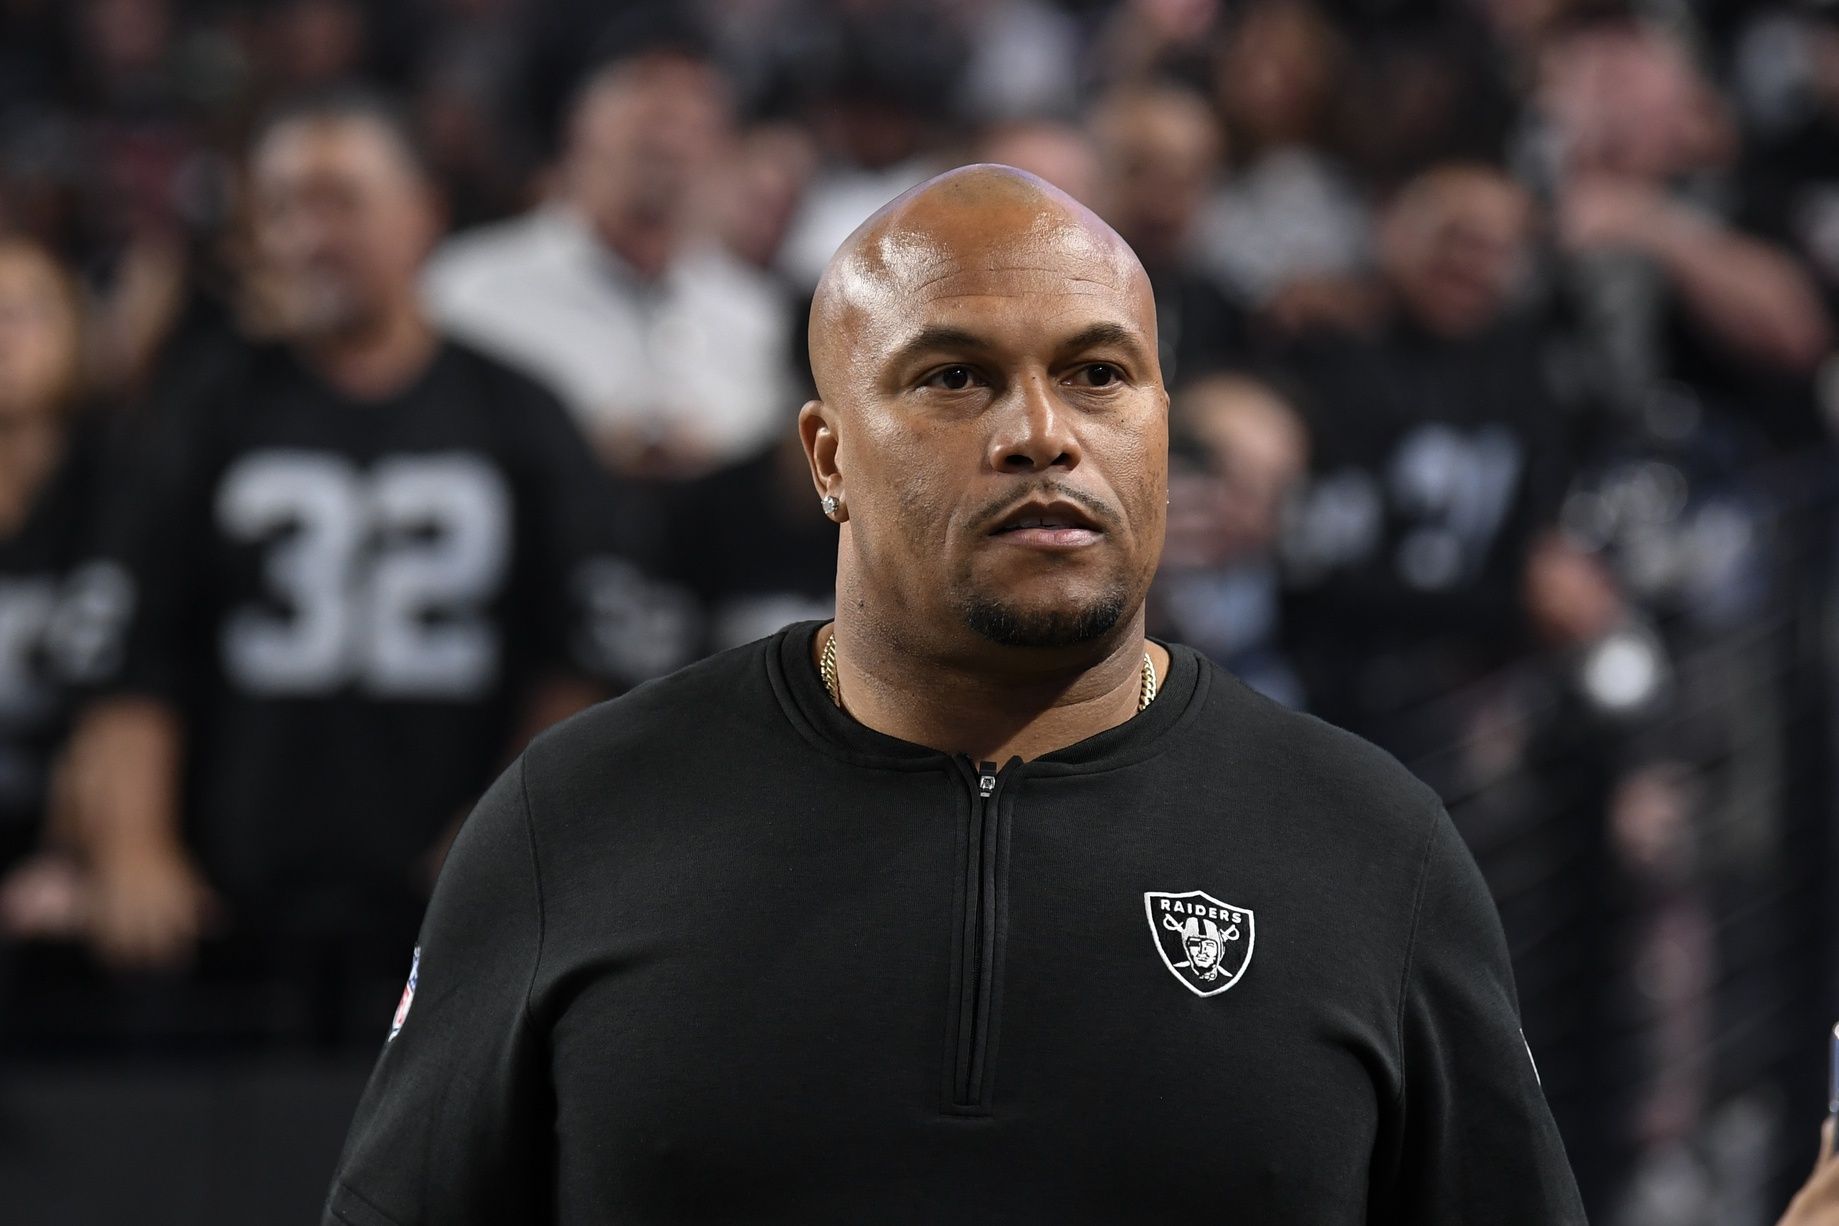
[987,498,1105,550]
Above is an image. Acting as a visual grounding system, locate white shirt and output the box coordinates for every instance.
[776,159,939,290]
[425,206,794,464]
[1196,148,1371,304]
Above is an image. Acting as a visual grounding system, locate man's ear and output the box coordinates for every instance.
[797,399,845,520]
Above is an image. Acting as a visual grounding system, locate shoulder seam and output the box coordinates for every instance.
[1391,798,1444,1113]
[516,754,546,1027]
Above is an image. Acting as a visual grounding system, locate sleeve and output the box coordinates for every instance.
[1369,808,1587,1224]
[508,373,700,688]
[77,395,217,705]
[322,755,551,1226]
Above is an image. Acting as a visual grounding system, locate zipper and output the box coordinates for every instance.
[947,754,1013,1114]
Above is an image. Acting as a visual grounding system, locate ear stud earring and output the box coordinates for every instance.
[821,495,840,516]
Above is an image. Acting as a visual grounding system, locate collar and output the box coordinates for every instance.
[766,620,1208,777]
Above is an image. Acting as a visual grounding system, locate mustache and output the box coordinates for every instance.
[968,480,1122,534]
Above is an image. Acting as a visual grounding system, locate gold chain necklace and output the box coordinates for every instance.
[820,635,1157,712]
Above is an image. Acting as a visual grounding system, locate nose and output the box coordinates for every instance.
[987,373,1081,474]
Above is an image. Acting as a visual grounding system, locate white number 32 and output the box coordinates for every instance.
[217,450,510,698]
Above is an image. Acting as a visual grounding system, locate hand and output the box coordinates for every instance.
[88,840,221,970]
[1259,275,1382,338]
[0,851,90,939]
[1556,176,1669,252]
[1522,534,1624,648]
[1128,0,1218,43]
[1780,1118,1839,1226]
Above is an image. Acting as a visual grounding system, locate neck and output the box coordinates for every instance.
[818,612,1168,764]
[299,304,436,401]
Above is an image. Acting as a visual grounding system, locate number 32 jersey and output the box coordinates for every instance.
[94,339,672,919]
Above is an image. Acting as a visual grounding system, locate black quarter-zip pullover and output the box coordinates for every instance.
[324,621,1585,1225]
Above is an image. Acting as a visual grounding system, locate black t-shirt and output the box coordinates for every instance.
[1277,318,1566,727]
[659,442,835,656]
[1149,265,1250,389]
[93,338,658,927]
[325,622,1583,1225]
[0,414,114,863]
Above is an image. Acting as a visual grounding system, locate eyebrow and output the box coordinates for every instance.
[884,321,1152,372]
[1058,322,1150,366]
[885,325,991,372]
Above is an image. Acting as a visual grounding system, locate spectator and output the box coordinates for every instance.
[260,0,373,97]
[1085,0,1222,90]
[950,0,1081,122]
[1088,80,1249,385]
[1275,163,1599,749]
[1198,0,1371,317]
[427,39,795,477]
[1736,7,1839,320]
[772,1,961,288]
[64,94,661,1044]
[715,120,819,275]
[975,117,1101,207]
[1537,18,1833,450]
[1149,372,1308,705]
[408,5,541,233]
[0,241,109,924]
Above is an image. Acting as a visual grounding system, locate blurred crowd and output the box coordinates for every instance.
[4,0,1839,1220]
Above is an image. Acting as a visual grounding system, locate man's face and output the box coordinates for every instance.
[1381,173,1530,339]
[569,56,731,232]
[1093,90,1218,267]
[1188,936,1220,970]
[814,204,1168,652]
[0,246,77,415]
[251,117,438,341]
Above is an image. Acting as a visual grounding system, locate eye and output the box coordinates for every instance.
[923,365,982,391]
[1076,363,1124,388]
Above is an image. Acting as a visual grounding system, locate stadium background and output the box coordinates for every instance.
[3,0,1839,1221]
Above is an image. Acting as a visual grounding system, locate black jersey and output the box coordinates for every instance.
[1280,319,1564,641]
[1147,265,1250,390]
[325,622,1584,1225]
[1276,319,1566,734]
[0,417,113,865]
[660,441,835,656]
[94,338,658,929]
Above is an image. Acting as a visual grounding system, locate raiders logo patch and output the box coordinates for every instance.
[1145,891,1255,997]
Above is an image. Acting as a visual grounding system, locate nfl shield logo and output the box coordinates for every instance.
[1145,891,1255,997]
[388,946,420,1041]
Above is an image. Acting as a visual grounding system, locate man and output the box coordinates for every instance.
[425,37,794,476]
[1277,163,1600,753]
[325,166,1583,1222]
[1539,18,1832,451]
[0,240,111,948]
[69,94,668,1040]
[1150,372,1308,706]
[1087,80,1249,387]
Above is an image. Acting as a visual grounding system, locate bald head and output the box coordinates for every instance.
[809,165,1157,402]
[798,162,1170,661]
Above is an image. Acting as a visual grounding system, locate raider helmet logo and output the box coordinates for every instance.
[1144,890,1255,997]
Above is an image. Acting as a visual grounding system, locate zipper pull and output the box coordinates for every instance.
[977,761,997,797]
